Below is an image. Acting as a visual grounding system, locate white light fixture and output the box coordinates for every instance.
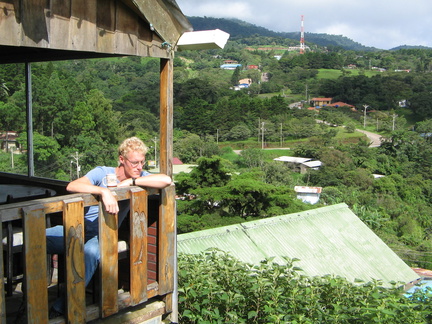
[177,29,230,51]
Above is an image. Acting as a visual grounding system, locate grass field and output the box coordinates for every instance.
[317,69,383,79]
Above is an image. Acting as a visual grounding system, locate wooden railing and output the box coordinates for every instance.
[0,184,176,323]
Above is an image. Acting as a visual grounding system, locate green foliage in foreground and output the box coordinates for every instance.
[178,250,432,324]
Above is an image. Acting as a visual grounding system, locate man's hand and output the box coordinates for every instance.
[67,176,120,214]
[117,178,133,187]
[100,188,119,214]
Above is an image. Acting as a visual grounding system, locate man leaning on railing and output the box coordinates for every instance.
[46,137,172,319]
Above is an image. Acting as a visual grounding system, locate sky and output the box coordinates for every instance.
[175,0,432,50]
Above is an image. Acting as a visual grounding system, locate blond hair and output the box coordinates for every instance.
[118,137,148,157]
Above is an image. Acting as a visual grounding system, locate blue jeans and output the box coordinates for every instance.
[46,225,100,313]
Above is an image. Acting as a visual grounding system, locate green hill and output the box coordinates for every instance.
[187,16,379,51]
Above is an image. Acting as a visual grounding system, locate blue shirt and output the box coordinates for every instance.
[84,166,150,237]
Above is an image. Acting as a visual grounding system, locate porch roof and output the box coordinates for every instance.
[0,0,193,63]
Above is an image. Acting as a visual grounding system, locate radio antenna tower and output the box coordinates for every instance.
[300,15,305,54]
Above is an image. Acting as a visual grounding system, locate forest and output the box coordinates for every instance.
[1,34,432,292]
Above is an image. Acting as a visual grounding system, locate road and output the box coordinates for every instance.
[355,129,382,147]
[316,120,382,147]
[233,125,382,155]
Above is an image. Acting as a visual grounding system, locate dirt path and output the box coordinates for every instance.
[356,129,382,147]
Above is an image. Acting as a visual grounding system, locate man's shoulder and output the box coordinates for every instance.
[86,166,115,179]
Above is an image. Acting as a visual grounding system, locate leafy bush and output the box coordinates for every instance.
[178,250,432,323]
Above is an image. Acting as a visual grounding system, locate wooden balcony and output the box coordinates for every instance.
[0,184,177,323]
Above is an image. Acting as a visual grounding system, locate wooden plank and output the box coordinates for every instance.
[129,188,148,305]
[96,0,116,53]
[70,0,97,51]
[158,185,176,299]
[48,0,72,50]
[50,0,72,18]
[22,204,49,323]
[63,197,86,323]
[0,213,5,322]
[0,1,22,46]
[99,200,119,318]
[0,188,136,222]
[115,1,139,55]
[159,58,174,177]
[21,0,48,47]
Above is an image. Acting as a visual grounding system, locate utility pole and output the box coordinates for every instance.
[280,123,283,147]
[152,137,158,168]
[10,147,14,169]
[363,105,369,128]
[70,161,73,180]
[70,151,82,179]
[257,118,260,145]
[392,113,398,131]
[261,122,265,149]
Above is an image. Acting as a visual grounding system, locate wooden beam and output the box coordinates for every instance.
[159,57,174,177]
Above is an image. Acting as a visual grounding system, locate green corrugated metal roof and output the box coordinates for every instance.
[178,203,419,287]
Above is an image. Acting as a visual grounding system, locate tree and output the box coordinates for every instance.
[223,124,252,141]
[31,133,61,178]
[86,89,120,145]
[175,156,231,194]
[239,148,265,169]
[33,71,69,137]
[0,101,24,132]
[174,133,220,163]
[230,66,241,86]
[414,119,432,142]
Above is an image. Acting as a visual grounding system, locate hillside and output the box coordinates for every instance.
[187,16,379,51]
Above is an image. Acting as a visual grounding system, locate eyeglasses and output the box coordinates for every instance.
[124,156,145,167]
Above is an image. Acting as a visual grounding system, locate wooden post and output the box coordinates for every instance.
[23,204,49,323]
[0,217,6,322]
[159,57,174,178]
[63,197,86,323]
[129,188,148,305]
[158,184,176,308]
[99,200,119,318]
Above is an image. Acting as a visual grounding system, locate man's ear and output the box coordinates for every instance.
[119,155,125,165]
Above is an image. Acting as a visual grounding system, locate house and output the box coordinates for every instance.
[329,101,357,111]
[239,78,252,85]
[247,65,259,70]
[220,63,242,70]
[294,186,322,204]
[0,131,20,152]
[310,97,333,107]
[273,156,321,173]
[178,203,419,288]
[300,160,322,173]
